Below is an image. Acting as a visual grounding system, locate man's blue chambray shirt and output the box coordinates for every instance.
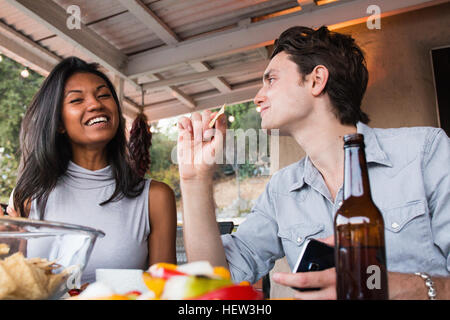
[222,122,450,284]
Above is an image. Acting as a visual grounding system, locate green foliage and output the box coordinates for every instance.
[226,102,261,131]
[0,55,43,202]
[212,101,267,180]
[0,149,18,203]
[147,165,180,198]
[149,132,177,173]
[211,101,261,131]
[237,162,257,179]
[147,131,180,197]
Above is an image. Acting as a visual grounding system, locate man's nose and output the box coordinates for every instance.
[253,87,266,106]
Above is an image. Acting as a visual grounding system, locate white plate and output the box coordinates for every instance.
[95,269,149,294]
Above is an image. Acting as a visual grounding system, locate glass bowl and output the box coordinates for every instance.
[0,216,105,300]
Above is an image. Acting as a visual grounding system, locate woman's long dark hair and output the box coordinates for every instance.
[14,57,146,218]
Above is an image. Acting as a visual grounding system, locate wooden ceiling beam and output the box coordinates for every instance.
[116,0,180,45]
[126,0,443,78]
[0,20,61,75]
[188,61,232,94]
[142,59,269,92]
[143,82,261,122]
[153,73,196,110]
[4,0,134,86]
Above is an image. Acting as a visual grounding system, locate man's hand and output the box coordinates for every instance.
[177,109,226,181]
[272,267,337,300]
[272,235,450,300]
[177,109,229,268]
[272,236,336,300]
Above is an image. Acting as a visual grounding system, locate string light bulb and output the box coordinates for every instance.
[21,67,30,78]
[228,115,235,123]
[0,54,3,62]
[256,106,261,112]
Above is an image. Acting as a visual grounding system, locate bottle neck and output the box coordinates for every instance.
[343,144,372,201]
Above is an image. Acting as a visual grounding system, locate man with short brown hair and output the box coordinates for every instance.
[177,26,450,299]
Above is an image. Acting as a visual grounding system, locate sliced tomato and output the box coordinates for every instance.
[124,290,142,299]
[125,290,142,296]
[148,266,187,280]
[192,284,263,300]
[68,289,81,297]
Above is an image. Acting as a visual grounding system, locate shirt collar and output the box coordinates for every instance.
[288,122,392,192]
[288,159,307,192]
[357,122,392,167]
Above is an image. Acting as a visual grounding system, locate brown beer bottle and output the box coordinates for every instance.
[334,133,389,300]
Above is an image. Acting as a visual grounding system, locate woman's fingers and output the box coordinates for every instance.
[5,205,19,217]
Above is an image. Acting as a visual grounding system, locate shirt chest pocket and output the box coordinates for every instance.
[383,200,427,233]
[382,200,430,271]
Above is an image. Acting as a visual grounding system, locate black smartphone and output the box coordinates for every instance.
[291,238,335,292]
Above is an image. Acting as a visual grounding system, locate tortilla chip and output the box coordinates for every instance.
[0,243,10,255]
[0,252,70,299]
[2,252,48,299]
[0,263,17,299]
[208,104,226,128]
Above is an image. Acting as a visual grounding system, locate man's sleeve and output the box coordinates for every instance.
[221,180,284,284]
[423,128,450,272]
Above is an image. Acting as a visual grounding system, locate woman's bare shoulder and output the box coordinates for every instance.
[149,180,174,195]
[148,180,175,204]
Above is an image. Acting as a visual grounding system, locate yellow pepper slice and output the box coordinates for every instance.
[142,272,166,299]
[213,266,231,280]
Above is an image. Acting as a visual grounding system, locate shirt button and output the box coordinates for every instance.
[297,237,303,243]
[391,222,400,229]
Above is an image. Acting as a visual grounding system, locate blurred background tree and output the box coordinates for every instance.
[147,127,179,197]
[0,55,43,203]
[219,102,268,179]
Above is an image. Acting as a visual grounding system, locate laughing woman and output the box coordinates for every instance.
[3,57,177,283]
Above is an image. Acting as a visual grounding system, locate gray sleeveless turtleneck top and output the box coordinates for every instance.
[29,161,151,283]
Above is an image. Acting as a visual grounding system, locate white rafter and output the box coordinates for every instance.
[0,20,61,75]
[4,0,140,89]
[143,59,269,93]
[297,0,316,9]
[117,0,231,105]
[144,82,261,122]
[116,0,180,45]
[126,0,444,78]
[188,62,232,94]
[153,73,196,110]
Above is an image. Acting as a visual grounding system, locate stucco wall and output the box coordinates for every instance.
[353,3,450,129]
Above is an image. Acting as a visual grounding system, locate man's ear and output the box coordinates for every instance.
[310,65,329,97]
